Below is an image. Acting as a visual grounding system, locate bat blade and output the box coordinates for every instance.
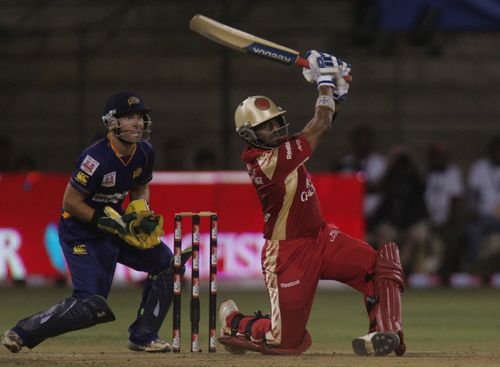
[189,14,309,68]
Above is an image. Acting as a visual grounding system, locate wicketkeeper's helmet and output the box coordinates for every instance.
[101,91,152,143]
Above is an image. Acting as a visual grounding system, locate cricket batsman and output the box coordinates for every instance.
[217,50,406,356]
[2,91,190,353]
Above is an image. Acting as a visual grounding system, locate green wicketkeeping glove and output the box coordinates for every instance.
[97,206,163,250]
[125,199,164,244]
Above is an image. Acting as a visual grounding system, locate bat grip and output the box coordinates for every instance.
[296,55,352,82]
[296,56,309,68]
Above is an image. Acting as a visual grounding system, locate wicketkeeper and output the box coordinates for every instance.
[2,91,190,353]
[218,51,406,356]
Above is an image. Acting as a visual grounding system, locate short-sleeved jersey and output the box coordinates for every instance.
[468,158,500,216]
[241,135,324,240]
[68,135,154,216]
[425,165,464,225]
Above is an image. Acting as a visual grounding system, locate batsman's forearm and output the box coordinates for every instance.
[316,86,335,127]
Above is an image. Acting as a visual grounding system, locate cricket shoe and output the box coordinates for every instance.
[351,331,400,356]
[2,329,24,353]
[394,331,406,356]
[127,338,171,352]
[218,299,246,354]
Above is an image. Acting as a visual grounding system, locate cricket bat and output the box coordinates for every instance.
[189,14,310,68]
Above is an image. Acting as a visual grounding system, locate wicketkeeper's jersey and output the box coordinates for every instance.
[68,135,154,215]
[241,135,325,240]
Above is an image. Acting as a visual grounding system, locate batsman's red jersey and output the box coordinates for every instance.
[240,134,378,350]
[241,135,324,240]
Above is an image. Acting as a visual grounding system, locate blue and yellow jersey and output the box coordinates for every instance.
[68,135,154,216]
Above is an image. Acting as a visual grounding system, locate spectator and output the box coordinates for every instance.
[425,141,466,281]
[370,145,430,274]
[465,136,500,274]
[335,124,386,226]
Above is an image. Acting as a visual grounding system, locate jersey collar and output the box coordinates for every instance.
[108,134,137,166]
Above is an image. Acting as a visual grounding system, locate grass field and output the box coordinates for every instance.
[1,286,499,367]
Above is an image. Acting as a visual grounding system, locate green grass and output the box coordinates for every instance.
[1,286,499,366]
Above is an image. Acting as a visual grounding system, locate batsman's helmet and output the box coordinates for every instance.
[235,96,288,149]
[101,91,152,142]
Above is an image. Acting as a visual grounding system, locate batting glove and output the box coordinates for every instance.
[303,50,339,89]
[333,59,352,102]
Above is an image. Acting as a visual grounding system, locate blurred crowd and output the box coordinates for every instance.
[334,125,500,283]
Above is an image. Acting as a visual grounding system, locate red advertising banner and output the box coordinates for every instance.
[0,172,364,284]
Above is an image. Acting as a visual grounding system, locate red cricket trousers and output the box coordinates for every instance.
[246,223,377,349]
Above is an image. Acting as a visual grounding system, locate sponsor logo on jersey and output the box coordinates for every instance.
[285,141,292,160]
[329,229,339,242]
[73,244,87,255]
[300,178,316,202]
[247,165,264,185]
[92,191,128,204]
[101,171,116,187]
[280,279,300,288]
[295,138,303,151]
[80,155,100,175]
[133,168,142,179]
[75,171,89,185]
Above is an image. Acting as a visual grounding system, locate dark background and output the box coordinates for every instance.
[0,0,499,172]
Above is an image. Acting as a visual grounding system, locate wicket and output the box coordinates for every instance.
[172,211,218,353]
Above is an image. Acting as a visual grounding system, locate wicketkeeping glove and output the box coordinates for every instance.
[125,199,164,242]
[97,201,164,250]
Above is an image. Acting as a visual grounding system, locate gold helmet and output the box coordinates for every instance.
[234,96,289,149]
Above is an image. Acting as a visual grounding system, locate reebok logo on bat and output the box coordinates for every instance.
[247,43,295,64]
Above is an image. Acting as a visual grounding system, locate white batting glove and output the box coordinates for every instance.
[303,50,343,89]
[333,59,351,102]
[333,61,352,102]
[333,78,349,102]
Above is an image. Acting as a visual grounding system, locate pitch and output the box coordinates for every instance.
[0,286,499,367]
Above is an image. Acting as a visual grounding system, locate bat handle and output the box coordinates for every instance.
[296,56,309,68]
[296,55,352,83]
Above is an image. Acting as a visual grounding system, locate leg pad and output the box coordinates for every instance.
[15,295,114,349]
[369,242,406,355]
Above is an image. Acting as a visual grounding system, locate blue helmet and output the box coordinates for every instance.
[103,91,149,117]
[102,91,152,142]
